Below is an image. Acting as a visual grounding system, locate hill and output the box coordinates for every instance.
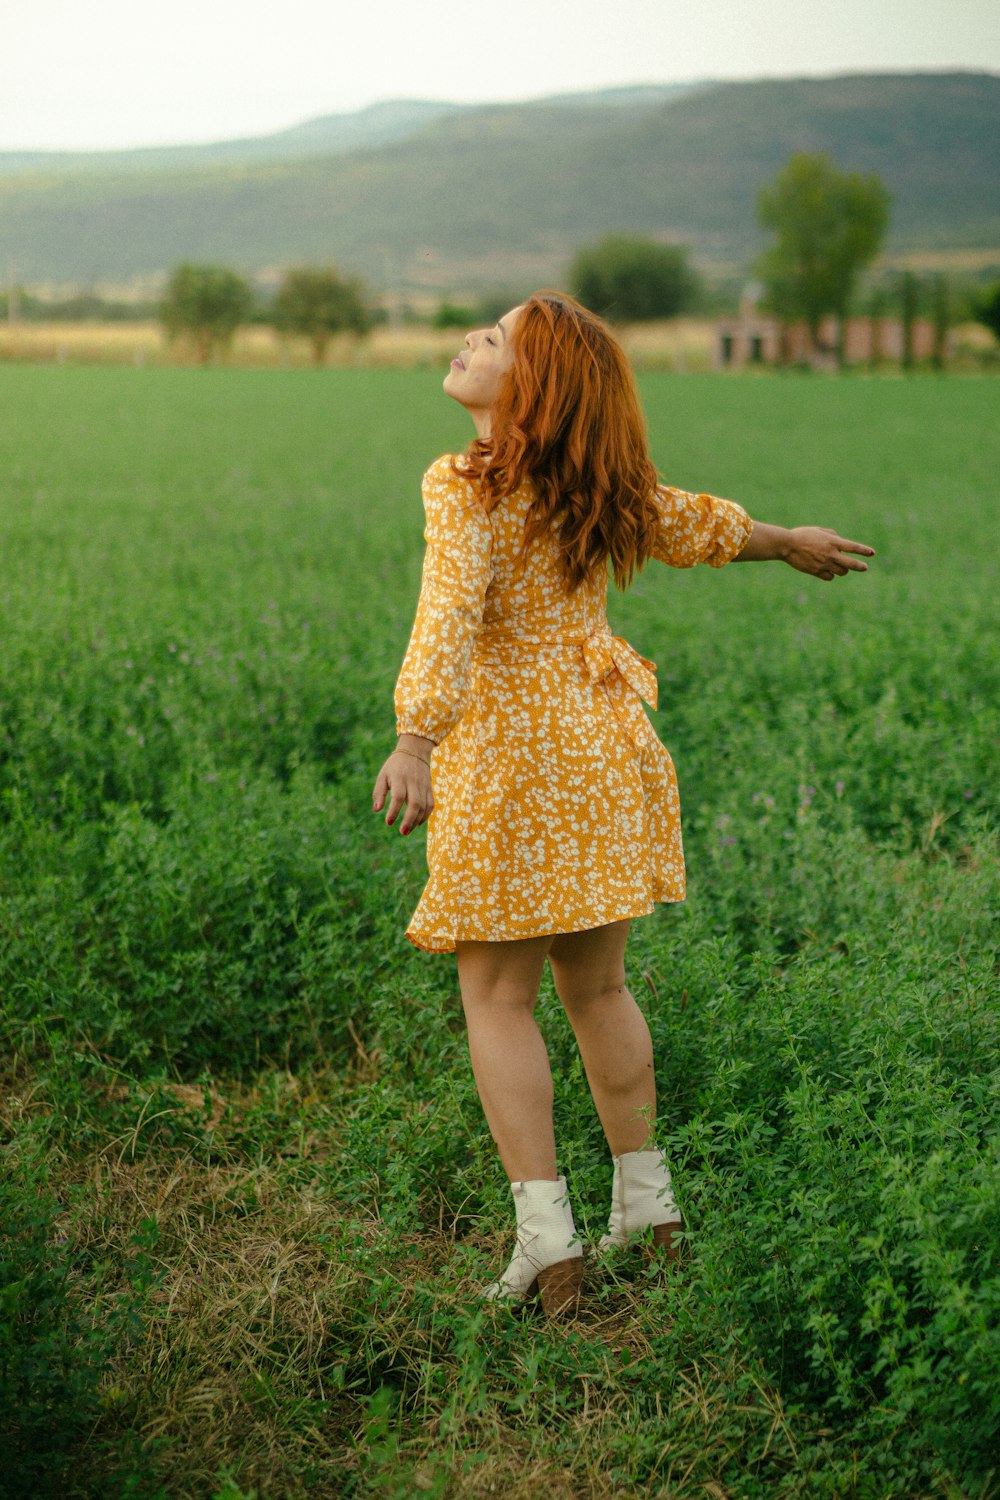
[1,72,997,294]
[0,100,468,177]
[0,85,701,179]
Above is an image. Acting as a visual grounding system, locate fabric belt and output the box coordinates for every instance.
[475,623,659,751]
[578,627,658,712]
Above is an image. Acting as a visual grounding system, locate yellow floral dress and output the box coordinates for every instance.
[394,455,753,953]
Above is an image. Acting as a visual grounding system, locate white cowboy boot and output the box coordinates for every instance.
[484,1175,584,1314]
[598,1149,684,1261]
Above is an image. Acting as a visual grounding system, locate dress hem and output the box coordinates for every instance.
[404,895,685,955]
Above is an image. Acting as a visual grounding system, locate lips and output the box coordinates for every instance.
[451,354,465,369]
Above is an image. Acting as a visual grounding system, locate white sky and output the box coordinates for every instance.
[2,0,998,152]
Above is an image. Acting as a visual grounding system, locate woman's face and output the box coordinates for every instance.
[443,305,523,434]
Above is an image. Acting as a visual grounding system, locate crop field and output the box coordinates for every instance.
[1,367,997,1499]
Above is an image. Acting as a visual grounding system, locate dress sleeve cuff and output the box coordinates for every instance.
[705,501,755,567]
[395,719,440,744]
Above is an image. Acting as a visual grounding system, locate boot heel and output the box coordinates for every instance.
[536,1256,583,1316]
[647,1220,683,1264]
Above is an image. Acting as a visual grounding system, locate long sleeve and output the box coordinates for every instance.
[394,456,494,743]
[651,483,754,568]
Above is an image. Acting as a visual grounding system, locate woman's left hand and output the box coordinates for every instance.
[736,520,875,577]
[784,526,875,580]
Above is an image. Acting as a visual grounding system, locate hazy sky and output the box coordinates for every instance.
[2,0,998,151]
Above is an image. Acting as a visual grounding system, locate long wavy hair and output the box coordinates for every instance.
[456,291,662,591]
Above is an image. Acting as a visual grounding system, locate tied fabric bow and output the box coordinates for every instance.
[581,626,659,754]
[581,627,659,711]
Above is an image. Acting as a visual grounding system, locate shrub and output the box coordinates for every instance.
[570,235,699,321]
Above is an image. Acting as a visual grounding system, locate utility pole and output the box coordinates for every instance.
[378,245,400,331]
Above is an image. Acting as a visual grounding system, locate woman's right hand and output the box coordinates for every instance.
[372,747,435,835]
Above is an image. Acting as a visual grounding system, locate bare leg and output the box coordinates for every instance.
[548,920,657,1155]
[455,934,557,1182]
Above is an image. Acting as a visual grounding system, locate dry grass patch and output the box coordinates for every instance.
[2,1053,817,1498]
[0,318,722,371]
[64,1144,372,1492]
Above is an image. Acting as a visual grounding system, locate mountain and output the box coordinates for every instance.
[0,100,469,178]
[0,86,700,178]
[1,73,996,294]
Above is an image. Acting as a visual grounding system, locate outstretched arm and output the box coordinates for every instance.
[734,522,875,581]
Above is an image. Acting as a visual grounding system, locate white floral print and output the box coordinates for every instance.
[394,455,753,953]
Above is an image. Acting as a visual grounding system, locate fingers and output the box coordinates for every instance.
[788,527,875,581]
[831,539,876,574]
[820,549,871,579]
[399,801,434,835]
[372,760,434,834]
[396,777,434,835]
[830,535,874,574]
[832,546,867,573]
[819,559,858,579]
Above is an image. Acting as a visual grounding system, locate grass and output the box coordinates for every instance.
[0,369,997,1498]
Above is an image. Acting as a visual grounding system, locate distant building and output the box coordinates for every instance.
[716,287,951,368]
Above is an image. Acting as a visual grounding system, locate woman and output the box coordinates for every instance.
[372,292,873,1315]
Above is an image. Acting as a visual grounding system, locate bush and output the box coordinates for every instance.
[431,300,475,330]
[570,235,699,321]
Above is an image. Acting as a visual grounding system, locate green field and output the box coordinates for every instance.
[1,368,997,1498]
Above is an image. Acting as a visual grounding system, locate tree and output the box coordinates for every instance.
[930,273,949,372]
[160,263,253,364]
[569,236,699,322]
[900,270,919,372]
[274,267,370,364]
[974,283,1000,342]
[756,153,890,364]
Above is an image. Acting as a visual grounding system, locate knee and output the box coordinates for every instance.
[459,978,539,1019]
[550,965,627,1015]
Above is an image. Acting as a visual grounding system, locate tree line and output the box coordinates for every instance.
[158,264,370,365]
[156,152,999,369]
[567,154,997,367]
[7,150,998,364]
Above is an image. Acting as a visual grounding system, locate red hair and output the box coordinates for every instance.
[456,291,662,591]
